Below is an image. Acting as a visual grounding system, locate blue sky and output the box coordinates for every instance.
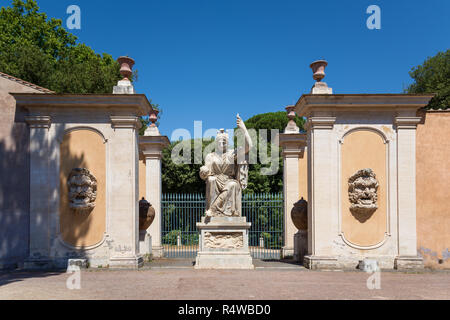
[28,0,450,138]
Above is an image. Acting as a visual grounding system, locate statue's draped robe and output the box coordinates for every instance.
[204,149,248,217]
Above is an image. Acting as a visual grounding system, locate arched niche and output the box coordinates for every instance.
[59,129,106,248]
[340,128,388,248]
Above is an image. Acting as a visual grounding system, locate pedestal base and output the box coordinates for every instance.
[139,231,152,256]
[151,246,164,258]
[109,255,143,269]
[293,230,308,263]
[195,217,254,270]
[304,256,339,270]
[24,258,54,270]
[395,256,424,270]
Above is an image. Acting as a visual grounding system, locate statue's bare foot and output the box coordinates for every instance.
[205,210,213,218]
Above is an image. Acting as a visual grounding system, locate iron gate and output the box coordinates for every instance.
[161,193,284,259]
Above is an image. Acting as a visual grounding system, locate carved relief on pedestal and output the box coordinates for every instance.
[348,168,379,222]
[67,168,97,214]
[204,232,244,249]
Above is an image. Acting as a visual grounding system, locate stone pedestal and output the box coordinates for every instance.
[139,231,152,256]
[293,230,308,263]
[195,217,254,270]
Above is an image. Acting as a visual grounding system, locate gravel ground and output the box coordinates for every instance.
[0,265,449,300]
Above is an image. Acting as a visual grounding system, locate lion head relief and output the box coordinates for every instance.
[67,168,97,214]
[348,168,379,220]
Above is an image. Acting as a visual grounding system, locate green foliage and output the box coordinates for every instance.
[0,0,122,93]
[242,111,305,194]
[139,101,162,136]
[161,112,305,194]
[162,138,215,193]
[407,49,450,110]
[243,111,305,140]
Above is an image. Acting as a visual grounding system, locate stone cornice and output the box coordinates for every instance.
[279,133,307,158]
[395,116,422,129]
[307,117,336,130]
[11,93,153,116]
[295,94,435,117]
[140,135,170,159]
[110,116,140,129]
[25,116,51,129]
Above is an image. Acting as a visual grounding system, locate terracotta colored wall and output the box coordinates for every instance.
[0,77,40,268]
[139,159,146,200]
[341,130,387,247]
[416,111,450,269]
[298,148,308,200]
[59,130,106,248]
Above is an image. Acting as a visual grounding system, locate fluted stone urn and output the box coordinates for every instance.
[139,197,155,231]
[291,198,308,231]
[117,56,135,81]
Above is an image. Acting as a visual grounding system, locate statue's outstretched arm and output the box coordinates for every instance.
[236,114,253,155]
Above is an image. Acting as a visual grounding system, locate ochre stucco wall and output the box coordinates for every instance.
[416,110,450,269]
[298,148,308,201]
[341,130,387,247]
[59,130,106,248]
[139,158,146,200]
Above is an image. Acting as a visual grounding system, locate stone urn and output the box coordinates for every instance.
[139,197,155,231]
[117,56,135,81]
[291,198,308,231]
[310,60,328,82]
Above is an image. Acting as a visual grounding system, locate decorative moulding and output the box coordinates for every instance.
[395,116,423,129]
[295,94,434,118]
[307,117,336,130]
[25,115,51,129]
[11,93,153,116]
[110,116,140,129]
[57,126,108,144]
[56,232,110,251]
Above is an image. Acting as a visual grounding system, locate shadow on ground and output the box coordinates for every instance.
[0,271,64,288]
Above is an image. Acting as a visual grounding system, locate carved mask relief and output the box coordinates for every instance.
[348,168,379,221]
[67,168,97,214]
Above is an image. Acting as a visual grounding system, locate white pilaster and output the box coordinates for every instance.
[140,135,170,258]
[279,133,307,258]
[25,116,52,268]
[304,116,339,269]
[108,116,142,268]
[395,116,423,269]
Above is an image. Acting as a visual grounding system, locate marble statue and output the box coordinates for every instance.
[200,114,253,217]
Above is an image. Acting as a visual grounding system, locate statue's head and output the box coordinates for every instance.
[348,168,379,216]
[216,129,229,153]
[67,168,97,214]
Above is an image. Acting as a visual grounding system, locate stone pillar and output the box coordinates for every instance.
[108,116,143,268]
[139,134,169,258]
[24,116,52,269]
[279,109,307,259]
[304,116,338,269]
[394,116,424,269]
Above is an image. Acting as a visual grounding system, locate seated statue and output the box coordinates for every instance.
[200,114,253,217]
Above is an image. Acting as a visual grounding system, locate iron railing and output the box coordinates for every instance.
[161,193,284,259]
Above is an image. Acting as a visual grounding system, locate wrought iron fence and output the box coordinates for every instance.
[161,193,284,259]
